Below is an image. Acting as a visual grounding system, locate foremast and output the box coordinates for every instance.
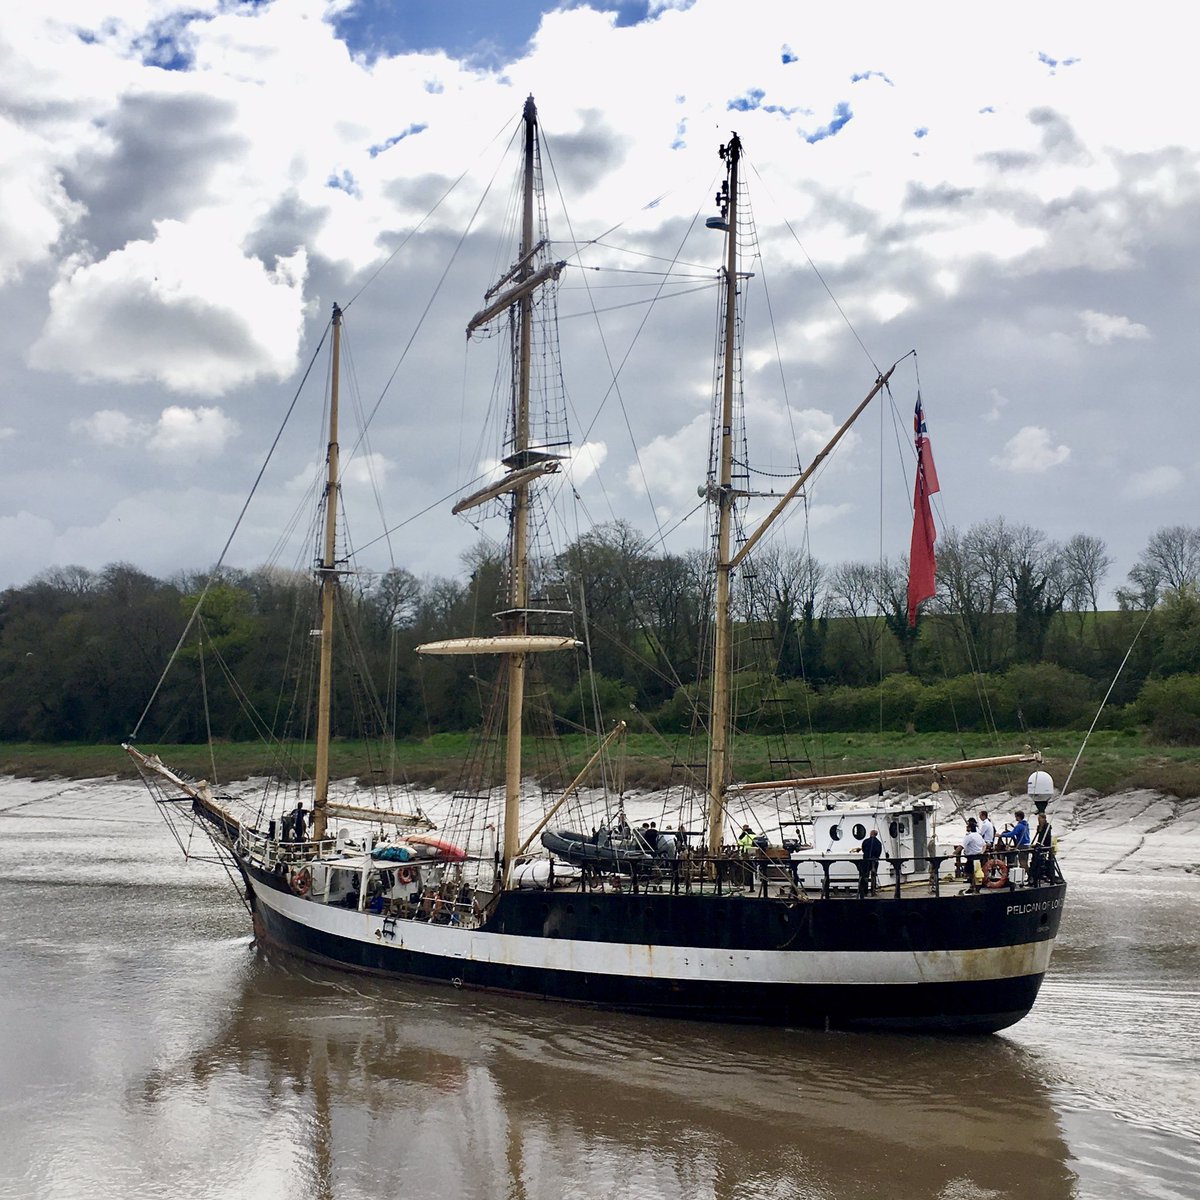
[312,302,343,842]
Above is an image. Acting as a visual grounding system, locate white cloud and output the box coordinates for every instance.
[0,115,85,284]
[71,409,142,447]
[30,221,308,396]
[1123,465,1183,499]
[992,426,1071,473]
[72,405,237,456]
[984,389,1009,423]
[0,426,16,441]
[627,412,707,517]
[1080,309,1151,345]
[149,405,238,456]
[629,400,855,520]
[342,452,392,488]
[565,440,607,486]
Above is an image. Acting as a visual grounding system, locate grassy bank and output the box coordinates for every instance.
[3,729,1200,798]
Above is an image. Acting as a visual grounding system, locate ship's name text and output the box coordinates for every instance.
[1006,898,1062,916]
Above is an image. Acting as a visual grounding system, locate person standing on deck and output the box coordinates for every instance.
[978,810,995,848]
[998,809,1032,877]
[289,803,308,843]
[1029,812,1053,883]
[860,828,883,895]
[961,818,985,893]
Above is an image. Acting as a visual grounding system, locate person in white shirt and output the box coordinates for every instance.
[961,818,986,892]
[978,810,996,847]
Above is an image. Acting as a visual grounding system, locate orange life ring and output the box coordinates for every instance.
[292,866,312,896]
[983,857,1009,889]
[396,866,415,886]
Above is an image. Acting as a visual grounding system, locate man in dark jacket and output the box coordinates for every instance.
[860,828,883,895]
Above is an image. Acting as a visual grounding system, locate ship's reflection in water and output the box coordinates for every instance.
[130,950,1084,1200]
[1,783,1197,1200]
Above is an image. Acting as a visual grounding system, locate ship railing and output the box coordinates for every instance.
[236,828,340,869]
[561,845,1062,900]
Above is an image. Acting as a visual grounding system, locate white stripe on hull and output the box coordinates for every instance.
[252,879,1053,987]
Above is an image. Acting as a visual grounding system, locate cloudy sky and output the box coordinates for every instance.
[1,0,1194,600]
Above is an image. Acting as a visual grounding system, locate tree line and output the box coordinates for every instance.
[2,521,1200,746]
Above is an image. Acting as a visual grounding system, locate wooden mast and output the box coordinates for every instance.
[706,135,741,859]
[501,95,538,887]
[700,135,905,855]
[312,302,342,842]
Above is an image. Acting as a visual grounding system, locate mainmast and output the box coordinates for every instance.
[502,95,539,885]
[416,96,578,885]
[706,135,741,858]
[312,302,342,842]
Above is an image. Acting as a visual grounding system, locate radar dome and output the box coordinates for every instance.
[1027,770,1055,797]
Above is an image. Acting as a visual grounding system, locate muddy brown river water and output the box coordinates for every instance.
[1,779,1197,1199]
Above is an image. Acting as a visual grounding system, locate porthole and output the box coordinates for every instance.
[852,823,867,840]
[829,827,842,841]
[889,821,900,839]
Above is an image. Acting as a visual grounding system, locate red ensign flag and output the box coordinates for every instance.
[906,397,939,626]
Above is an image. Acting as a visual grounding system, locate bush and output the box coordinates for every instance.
[1137,674,1200,745]
[552,672,636,733]
[993,663,1097,730]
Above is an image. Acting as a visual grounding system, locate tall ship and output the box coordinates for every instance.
[126,97,1066,1032]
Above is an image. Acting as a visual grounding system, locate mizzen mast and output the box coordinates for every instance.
[312,302,342,842]
[702,137,900,857]
[706,134,741,859]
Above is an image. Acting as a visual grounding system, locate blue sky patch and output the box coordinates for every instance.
[804,101,853,144]
[331,1,665,68]
[368,124,428,158]
[727,88,801,118]
[728,88,766,113]
[327,170,360,196]
[851,69,894,86]
[1038,51,1081,71]
[128,10,208,71]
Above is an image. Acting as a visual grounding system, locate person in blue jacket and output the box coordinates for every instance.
[998,809,1031,875]
[999,810,1031,846]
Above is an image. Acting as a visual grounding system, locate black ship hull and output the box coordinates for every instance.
[240,859,1064,1033]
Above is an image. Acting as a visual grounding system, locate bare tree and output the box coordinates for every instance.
[936,519,1014,671]
[366,567,421,633]
[1061,533,1112,614]
[1119,526,1200,609]
[828,560,884,665]
[742,545,827,678]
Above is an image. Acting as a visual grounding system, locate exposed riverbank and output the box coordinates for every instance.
[4,729,1200,797]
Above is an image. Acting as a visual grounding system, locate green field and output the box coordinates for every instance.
[3,728,1199,798]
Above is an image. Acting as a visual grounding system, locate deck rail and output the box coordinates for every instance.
[559,845,1064,900]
